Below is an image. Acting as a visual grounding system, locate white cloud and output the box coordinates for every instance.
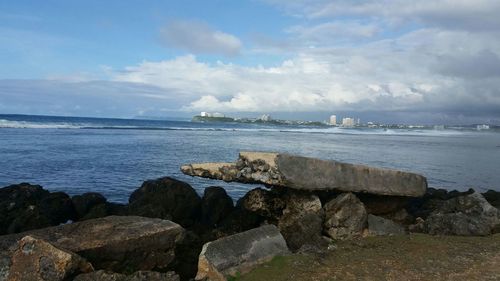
[159,20,242,56]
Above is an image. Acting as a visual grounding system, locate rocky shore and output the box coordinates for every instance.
[1,151,499,281]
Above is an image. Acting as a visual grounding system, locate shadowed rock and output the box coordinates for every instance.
[323,193,367,240]
[367,214,406,236]
[0,216,184,273]
[195,225,289,281]
[181,152,427,197]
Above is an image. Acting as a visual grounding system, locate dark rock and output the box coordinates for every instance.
[367,214,406,236]
[72,192,107,218]
[381,208,413,225]
[236,187,285,221]
[74,270,180,281]
[200,187,234,227]
[0,216,185,273]
[7,235,93,281]
[323,193,367,240]
[196,225,289,281]
[424,192,500,235]
[128,177,201,227]
[168,231,204,281]
[277,191,325,252]
[0,183,76,235]
[482,189,500,209]
[407,188,475,219]
[357,194,409,215]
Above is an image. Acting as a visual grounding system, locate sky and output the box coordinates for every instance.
[1,0,500,124]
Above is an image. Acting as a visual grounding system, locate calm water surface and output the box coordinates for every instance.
[1,115,499,202]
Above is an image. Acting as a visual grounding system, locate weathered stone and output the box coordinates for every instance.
[367,214,406,236]
[277,192,324,251]
[128,177,201,227]
[7,235,93,281]
[424,192,500,236]
[0,183,76,235]
[181,152,427,197]
[236,188,285,220]
[0,216,184,273]
[73,270,180,281]
[200,187,234,227]
[195,225,289,281]
[323,193,367,240]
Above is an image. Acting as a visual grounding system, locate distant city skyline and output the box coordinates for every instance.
[1,1,500,125]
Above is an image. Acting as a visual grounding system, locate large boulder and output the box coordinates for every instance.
[367,214,406,236]
[71,192,128,221]
[195,225,289,281]
[0,183,76,235]
[128,177,201,227]
[200,187,234,227]
[74,270,179,281]
[181,152,427,197]
[277,191,325,252]
[323,193,367,240]
[424,192,500,236]
[7,235,93,281]
[0,216,185,273]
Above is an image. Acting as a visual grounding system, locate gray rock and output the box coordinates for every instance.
[367,214,406,236]
[236,187,285,220]
[424,192,500,236]
[195,225,289,281]
[74,270,180,281]
[323,193,367,240]
[0,216,184,273]
[181,151,427,197]
[277,192,325,252]
[7,235,93,281]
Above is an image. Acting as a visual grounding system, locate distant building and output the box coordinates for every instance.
[200,112,225,118]
[329,115,337,125]
[260,114,272,121]
[342,117,355,127]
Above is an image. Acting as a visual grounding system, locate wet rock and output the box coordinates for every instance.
[7,235,93,281]
[200,187,234,227]
[424,192,500,235]
[277,192,325,251]
[0,216,184,273]
[129,177,201,227]
[182,151,428,197]
[323,193,367,240]
[0,183,76,235]
[195,225,289,281]
[367,214,406,236]
[73,270,180,281]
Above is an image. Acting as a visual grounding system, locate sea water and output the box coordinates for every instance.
[1,114,499,203]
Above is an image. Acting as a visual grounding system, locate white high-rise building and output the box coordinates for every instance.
[329,115,337,125]
[342,117,355,127]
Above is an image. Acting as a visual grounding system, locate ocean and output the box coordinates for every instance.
[1,114,499,203]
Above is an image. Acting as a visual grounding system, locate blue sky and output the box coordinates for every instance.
[1,0,500,124]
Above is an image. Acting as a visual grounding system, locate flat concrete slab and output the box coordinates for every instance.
[181,152,427,197]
